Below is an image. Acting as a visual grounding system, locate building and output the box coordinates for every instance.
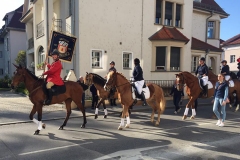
[0,5,26,78]
[0,37,4,78]
[222,34,240,73]
[22,0,228,81]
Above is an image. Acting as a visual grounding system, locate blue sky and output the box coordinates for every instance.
[215,0,240,41]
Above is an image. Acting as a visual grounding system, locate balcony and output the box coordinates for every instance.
[36,20,44,38]
[28,37,34,49]
[54,19,62,32]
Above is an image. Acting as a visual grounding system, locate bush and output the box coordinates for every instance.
[15,82,29,95]
[0,75,12,88]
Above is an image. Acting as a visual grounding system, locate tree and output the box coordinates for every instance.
[15,50,26,67]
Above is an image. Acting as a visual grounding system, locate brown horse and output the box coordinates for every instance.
[11,64,87,135]
[84,72,118,119]
[176,71,218,120]
[104,71,166,130]
[228,72,240,112]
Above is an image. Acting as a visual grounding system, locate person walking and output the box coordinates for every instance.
[212,73,229,127]
[90,84,98,110]
[169,80,184,114]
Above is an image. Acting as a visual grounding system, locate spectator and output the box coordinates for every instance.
[170,80,184,114]
[90,84,98,110]
[77,76,88,107]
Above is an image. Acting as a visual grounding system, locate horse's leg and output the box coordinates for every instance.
[94,98,103,119]
[30,105,46,130]
[59,99,72,130]
[103,100,108,119]
[76,98,87,128]
[125,109,130,128]
[118,105,125,130]
[190,102,196,120]
[183,97,194,120]
[34,105,43,135]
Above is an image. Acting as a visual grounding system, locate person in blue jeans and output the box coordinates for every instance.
[170,81,184,114]
[212,73,229,127]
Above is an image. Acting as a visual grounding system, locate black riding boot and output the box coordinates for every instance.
[110,99,114,106]
[113,99,117,106]
[44,89,53,105]
[203,85,208,97]
[141,92,148,106]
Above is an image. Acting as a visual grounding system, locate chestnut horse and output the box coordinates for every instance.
[176,71,218,120]
[104,71,166,130]
[11,64,87,135]
[84,72,118,119]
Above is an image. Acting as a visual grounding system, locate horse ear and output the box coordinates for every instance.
[13,63,19,68]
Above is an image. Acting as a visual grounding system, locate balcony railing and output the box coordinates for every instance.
[36,20,44,38]
[28,37,34,49]
[54,19,62,32]
[66,23,71,34]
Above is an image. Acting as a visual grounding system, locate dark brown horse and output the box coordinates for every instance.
[104,71,166,130]
[176,71,218,120]
[11,64,87,135]
[84,72,118,119]
[228,73,240,112]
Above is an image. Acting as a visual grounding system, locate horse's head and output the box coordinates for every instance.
[175,73,185,91]
[104,71,116,91]
[11,64,25,89]
[84,72,93,86]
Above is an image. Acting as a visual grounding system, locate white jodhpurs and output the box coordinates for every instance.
[201,76,209,86]
[134,80,144,94]
[225,75,230,81]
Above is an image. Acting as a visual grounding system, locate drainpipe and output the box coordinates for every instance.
[205,11,213,60]
[73,0,76,72]
[45,0,49,64]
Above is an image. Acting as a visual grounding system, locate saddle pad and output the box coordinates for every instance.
[132,86,150,100]
[51,85,66,96]
[229,80,234,87]
[207,81,213,89]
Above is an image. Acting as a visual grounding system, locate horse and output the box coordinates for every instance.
[11,64,87,135]
[104,71,166,130]
[84,72,119,119]
[176,71,218,120]
[228,72,240,112]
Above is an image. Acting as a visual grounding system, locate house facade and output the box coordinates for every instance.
[0,38,4,78]
[222,34,240,73]
[22,0,228,81]
[0,5,26,78]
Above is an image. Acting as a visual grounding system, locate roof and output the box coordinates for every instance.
[149,26,190,44]
[191,37,223,52]
[220,39,225,45]
[222,34,240,46]
[193,0,229,17]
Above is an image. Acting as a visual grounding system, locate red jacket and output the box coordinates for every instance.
[43,60,64,85]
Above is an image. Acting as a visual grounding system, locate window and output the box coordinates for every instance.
[38,46,45,64]
[123,52,132,69]
[165,2,173,26]
[207,21,215,38]
[170,47,180,71]
[191,56,200,72]
[0,69,3,75]
[69,0,72,16]
[0,51,2,58]
[175,4,181,27]
[230,55,235,63]
[92,50,102,68]
[155,0,162,24]
[156,47,166,70]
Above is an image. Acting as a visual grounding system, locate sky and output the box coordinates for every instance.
[0,0,238,41]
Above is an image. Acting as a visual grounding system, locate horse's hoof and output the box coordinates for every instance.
[103,115,107,119]
[235,106,239,112]
[42,123,46,129]
[95,115,98,119]
[150,119,154,123]
[81,124,85,128]
[125,124,130,128]
[182,115,187,120]
[155,122,159,126]
[190,116,195,120]
[34,130,40,135]
[59,126,64,130]
[118,126,123,130]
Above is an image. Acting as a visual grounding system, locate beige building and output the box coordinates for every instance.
[21,0,228,81]
[222,34,240,72]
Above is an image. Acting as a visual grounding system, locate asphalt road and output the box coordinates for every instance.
[0,91,240,160]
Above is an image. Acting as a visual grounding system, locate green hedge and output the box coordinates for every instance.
[0,75,11,88]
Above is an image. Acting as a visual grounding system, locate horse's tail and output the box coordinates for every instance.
[158,85,166,114]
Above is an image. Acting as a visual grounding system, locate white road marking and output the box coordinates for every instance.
[19,142,92,156]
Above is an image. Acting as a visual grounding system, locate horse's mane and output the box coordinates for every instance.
[116,72,129,81]
[89,73,106,87]
[25,68,43,81]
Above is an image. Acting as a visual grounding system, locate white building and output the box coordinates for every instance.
[22,0,228,81]
[0,5,26,77]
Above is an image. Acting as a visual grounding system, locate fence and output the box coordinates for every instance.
[36,20,44,38]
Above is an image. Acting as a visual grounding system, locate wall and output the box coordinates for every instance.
[223,45,240,72]
[0,42,4,78]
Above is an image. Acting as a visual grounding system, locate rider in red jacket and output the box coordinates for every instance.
[42,49,64,105]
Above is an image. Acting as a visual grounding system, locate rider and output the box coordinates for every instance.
[133,58,147,106]
[221,60,230,81]
[195,57,209,97]
[42,49,64,105]
[107,61,117,106]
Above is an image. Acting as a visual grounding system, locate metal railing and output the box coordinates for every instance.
[66,23,71,34]
[28,37,34,49]
[36,20,44,38]
[54,19,62,32]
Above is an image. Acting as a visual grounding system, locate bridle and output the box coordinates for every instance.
[105,72,129,90]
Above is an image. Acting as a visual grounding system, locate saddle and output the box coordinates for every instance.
[42,83,66,96]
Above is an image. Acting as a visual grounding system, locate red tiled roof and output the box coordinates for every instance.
[191,37,223,52]
[222,34,240,46]
[149,26,190,44]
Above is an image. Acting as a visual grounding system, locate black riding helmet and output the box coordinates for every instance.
[109,61,115,65]
[134,58,140,64]
[52,49,60,56]
[221,60,227,63]
[199,57,205,61]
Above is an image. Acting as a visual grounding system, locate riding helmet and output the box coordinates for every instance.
[52,49,60,56]
[200,57,205,61]
[134,58,140,64]
[221,60,227,63]
[109,61,115,65]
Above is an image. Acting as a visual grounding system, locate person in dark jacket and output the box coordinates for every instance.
[90,84,98,109]
[170,80,184,114]
[195,57,209,97]
[106,61,117,106]
[212,73,228,127]
[132,58,147,106]
[77,76,88,107]
[221,60,230,81]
